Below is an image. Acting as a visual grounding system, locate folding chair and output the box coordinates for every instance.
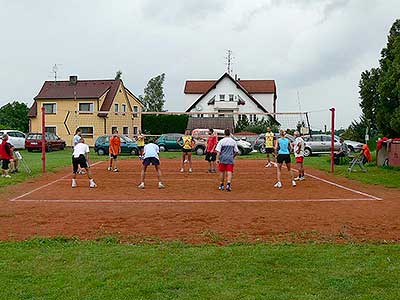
[348,154,367,173]
[14,151,32,174]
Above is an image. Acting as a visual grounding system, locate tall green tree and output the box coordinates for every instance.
[139,73,166,112]
[0,101,29,132]
[359,68,380,131]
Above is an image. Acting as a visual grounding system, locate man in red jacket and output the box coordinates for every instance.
[0,134,14,178]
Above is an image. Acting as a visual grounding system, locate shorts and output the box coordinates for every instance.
[182,148,192,153]
[218,163,234,172]
[110,154,118,159]
[295,156,304,163]
[265,147,274,154]
[277,154,291,164]
[143,157,160,166]
[72,155,88,173]
[1,159,10,170]
[138,146,144,151]
[205,152,217,162]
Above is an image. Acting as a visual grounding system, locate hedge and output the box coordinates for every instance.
[142,114,189,135]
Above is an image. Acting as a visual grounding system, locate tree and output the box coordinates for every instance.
[235,115,250,132]
[115,70,122,80]
[0,101,30,132]
[139,73,166,112]
[359,68,380,131]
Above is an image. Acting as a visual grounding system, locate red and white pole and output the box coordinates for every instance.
[41,106,46,174]
[330,107,335,173]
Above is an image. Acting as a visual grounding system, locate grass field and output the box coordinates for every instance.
[1,239,399,300]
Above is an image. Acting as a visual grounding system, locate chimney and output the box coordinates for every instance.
[234,74,238,80]
[69,75,78,85]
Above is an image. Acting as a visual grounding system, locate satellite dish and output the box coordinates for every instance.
[195,105,203,111]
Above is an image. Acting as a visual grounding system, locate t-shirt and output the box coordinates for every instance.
[278,137,290,155]
[109,135,121,155]
[0,141,13,160]
[206,135,218,153]
[340,142,349,154]
[73,143,90,158]
[265,132,274,148]
[143,143,159,160]
[137,135,145,147]
[216,137,239,164]
[180,135,193,150]
[73,134,81,146]
[294,137,305,157]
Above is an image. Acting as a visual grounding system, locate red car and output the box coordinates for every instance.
[25,132,66,152]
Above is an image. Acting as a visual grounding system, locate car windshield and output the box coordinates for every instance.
[27,134,42,139]
[121,136,133,142]
[231,135,239,141]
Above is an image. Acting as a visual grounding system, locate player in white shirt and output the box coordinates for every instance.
[293,131,305,181]
[138,142,165,189]
[71,138,97,188]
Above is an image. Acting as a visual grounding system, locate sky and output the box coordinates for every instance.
[0,0,398,130]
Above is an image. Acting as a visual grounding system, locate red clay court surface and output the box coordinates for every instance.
[1,159,399,242]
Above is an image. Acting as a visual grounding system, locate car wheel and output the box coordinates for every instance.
[131,148,139,156]
[348,146,354,152]
[195,147,204,156]
[304,148,312,157]
[259,146,267,154]
[47,145,52,152]
[97,148,105,155]
[237,147,243,156]
[159,145,167,152]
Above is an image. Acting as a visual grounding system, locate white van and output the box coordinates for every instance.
[0,130,26,149]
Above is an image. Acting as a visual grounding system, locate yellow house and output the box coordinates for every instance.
[28,76,143,146]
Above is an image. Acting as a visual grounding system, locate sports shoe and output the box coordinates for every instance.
[218,183,224,191]
[158,182,165,189]
[292,180,297,187]
[107,167,112,171]
[113,168,119,172]
[294,176,301,181]
[188,168,193,173]
[299,176,305,181]
[180,168,184,173]
[89,180,97,188]
[72,179,77,188]
[184,159,188,164]
[211,169,217,173]
[226,183,232,192]
[138,182,145,189]
[266,162,272,168]
[274,181,282,188]
[3,174,11,178]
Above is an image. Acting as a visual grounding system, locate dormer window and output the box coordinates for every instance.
[229,94,234,101]
[219,94,225,101]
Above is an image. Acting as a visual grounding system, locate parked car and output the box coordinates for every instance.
[155,133,184,152]
[254,133,295,153]
[192,129,252,156]
[0,129,26,149]
[344,139,364,152]
[94,135,139,155]
[302,134,341,156]
[25,132,66,152]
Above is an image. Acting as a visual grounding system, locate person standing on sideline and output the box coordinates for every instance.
[274,129,296,188]
[108,129,121,172]
[136,130,145,159]
[264,127,275,167]
[72,128,85,174]
[205,128,218,173]
[138,142,165,189]
[0,134,14,178]
[293,131,305,181]
[71,138,97,188]
[177,129,195,173]
[216,129,239,192]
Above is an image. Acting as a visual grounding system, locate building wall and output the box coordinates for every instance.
[30,82,143,146]
[249,93,274,113]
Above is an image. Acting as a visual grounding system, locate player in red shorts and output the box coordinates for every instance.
[293,130,305,181]
[215,129,239,192]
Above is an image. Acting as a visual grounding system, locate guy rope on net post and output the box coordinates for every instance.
[330,107,335,173]
[41,106,46,174]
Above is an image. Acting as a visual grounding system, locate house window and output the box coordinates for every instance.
[78,103,94,113]
[43,103,56,114]
[114,104,119,112]
[133,126,138,135]
[80,127,94,138]
[122,104,127,113]
[229,94,234,102]
[253,114,257,121]
[111,126,118,134]
[133,106,138,118]
[45,126,56,134]
[249,114,253,122]
[123,127,129,135]
[219,94,225,101]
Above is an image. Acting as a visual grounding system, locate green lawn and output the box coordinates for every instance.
[0,239,399,300]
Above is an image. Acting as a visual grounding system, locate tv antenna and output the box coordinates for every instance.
[225,49,234,75]
[52,64,62,84]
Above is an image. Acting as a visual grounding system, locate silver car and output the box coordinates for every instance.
[302,134,341,156]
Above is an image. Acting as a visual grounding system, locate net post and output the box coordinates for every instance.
[330,107,335,173]
[41,106,46,174]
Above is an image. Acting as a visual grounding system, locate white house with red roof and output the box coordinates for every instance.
[184,73,277,123]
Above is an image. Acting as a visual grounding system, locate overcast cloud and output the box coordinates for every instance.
[0,0,398,129]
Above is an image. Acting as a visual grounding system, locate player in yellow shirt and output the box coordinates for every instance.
[136,130,145,159]
[177,129,195,173]
[264,127,276,167]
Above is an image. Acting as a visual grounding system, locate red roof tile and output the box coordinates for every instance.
[184,78,276,94]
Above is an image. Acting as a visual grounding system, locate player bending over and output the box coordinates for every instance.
[205,128,218,173]
[274,129,296,188]
[72,138,97,188]
[293,130,305,181]
[216,129,239,192]
[177,129,195,173]
[108,129,121,172]
[138,142,165,189]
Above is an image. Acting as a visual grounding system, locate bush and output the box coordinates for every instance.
[142,114,189,135]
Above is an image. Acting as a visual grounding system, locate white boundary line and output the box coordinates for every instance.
[11,198,378,203]
[9,161,104,202]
